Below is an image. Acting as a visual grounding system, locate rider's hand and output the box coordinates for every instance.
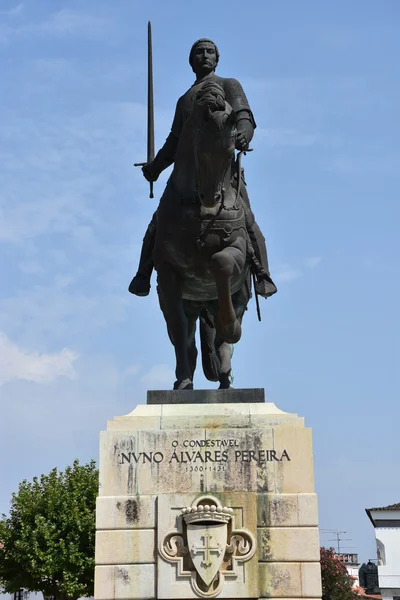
[236,131,249,151]
[142,162,159,182]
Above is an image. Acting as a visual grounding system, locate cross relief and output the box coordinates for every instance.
[191,530,223,567]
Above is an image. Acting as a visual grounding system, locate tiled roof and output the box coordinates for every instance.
[366,503,400,526]
[367,503,400,511]
[354,586,381,599]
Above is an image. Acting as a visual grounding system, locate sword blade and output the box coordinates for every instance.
[147,21,155,164]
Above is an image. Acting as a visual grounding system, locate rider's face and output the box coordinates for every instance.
[192,43,218,76]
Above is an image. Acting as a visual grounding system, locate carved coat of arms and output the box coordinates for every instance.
[159,495,256,598]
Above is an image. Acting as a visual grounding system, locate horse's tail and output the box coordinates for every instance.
[199,309,220,382]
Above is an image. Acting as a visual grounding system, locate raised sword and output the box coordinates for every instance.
[134,21,155,199]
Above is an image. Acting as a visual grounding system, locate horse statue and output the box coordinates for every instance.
[153,82,253,390]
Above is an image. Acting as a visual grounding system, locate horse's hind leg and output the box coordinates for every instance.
[157,264,193,390]
[199,310,232,388]
[215,339,233,389]
[216,286,249,387]
[211,241,246,344]
[187,314,198,382]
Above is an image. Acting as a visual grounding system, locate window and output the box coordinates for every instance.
[376,539,386,566]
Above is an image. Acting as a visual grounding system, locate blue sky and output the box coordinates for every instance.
[1,0,399,564]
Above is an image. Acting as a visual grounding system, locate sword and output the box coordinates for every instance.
[134,21,155,199]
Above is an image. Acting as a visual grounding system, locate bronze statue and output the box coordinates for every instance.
[130,36,277,390]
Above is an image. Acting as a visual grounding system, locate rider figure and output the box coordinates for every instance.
[129,39,277,299]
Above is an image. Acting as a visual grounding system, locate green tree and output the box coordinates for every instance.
[320,547,357,600]
[0,460,98,600]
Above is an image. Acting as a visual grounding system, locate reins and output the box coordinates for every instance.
[196,147,252,249]
[195,126,243,250]
[193,127,262,321]
[196,187,226,249]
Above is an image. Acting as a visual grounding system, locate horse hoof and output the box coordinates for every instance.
[173,379,194,390]
[221,319,242,344]
[219,369,234,389]
[219,381,233,390]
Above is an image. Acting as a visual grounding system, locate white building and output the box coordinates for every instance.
[336,553,360,587]
[366,502,400,600]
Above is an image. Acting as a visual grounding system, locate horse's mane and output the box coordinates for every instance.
[194,81,226,113]
[175,81,234,166]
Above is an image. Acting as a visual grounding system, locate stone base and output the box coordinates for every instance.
[147,388,265,404]
[95,389,322,600]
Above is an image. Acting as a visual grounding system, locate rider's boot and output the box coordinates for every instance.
[128,218,156,297]
[247,220,278,299]
[237,177,277,299]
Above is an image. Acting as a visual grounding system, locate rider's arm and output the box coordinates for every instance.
[143,99,183,182]
[147,132,179,180]
[236,109,256,144]
[224,78,257,148]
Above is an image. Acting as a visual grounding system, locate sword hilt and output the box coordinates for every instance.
[133,162,155,199]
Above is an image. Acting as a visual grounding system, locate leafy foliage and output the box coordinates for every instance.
[321,547,357,600]
[0,460,98,600]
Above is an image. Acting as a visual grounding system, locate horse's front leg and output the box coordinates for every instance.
[210,238,246,344]
[157,263,193,390]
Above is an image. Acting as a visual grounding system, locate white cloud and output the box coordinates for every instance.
[257,127,318,149]
[38,9,108,38]
[328,155,400,175]
[141,364,175,389]
[0,100,147,245]
[275,258,321,282]
[0,332,78,385]
[0,8,109,42]
[123,364,142,378]
[275,265,302,283]
[18,259,46,276]
[0,285,130,345]
[0,4,24,17]
[0,98,151,346]
[0,194,91,244]
[304,256,322,269]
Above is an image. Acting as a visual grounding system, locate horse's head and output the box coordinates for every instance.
[192,82,237,208]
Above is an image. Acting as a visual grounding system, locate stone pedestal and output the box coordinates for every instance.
[95,389,322,600]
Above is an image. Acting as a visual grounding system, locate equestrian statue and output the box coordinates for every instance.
[130,27,277,390]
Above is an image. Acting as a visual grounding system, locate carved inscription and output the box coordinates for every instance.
[118,438,291,466]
